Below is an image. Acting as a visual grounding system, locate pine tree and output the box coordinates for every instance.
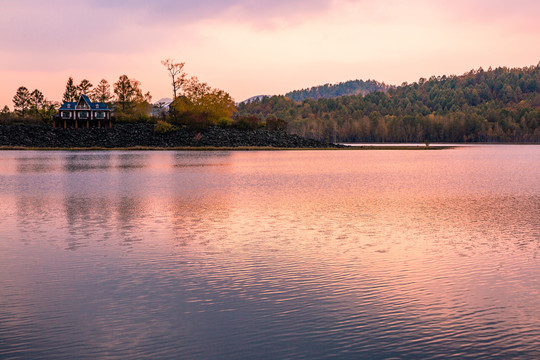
[13,87,31,116]
[77,79,93,97]
[0,105,10,119]
[29,89,45,116]
[62,77,78,102]
[114,75,142,112]
[92,79,112,103]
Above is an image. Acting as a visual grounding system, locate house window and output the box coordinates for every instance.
[67,104,71,109]
[79,111,88,119]
[95,104,99,109]
[62,111,71,119]
[95,111,105,119]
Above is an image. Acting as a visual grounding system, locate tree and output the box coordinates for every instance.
[29,89,45,116]
[13,86,31,116]
[161,58,186,99]
[62,77,78,102]
[143,91,152,104]
[77,79,93,96]
[92,79,112,103]
[0,105,10,120]
[113,75,143,112]
[171,76,236,126]
[38,100,59,122]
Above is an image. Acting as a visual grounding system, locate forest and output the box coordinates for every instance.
[238,65,540,143]
[285,79,391,102]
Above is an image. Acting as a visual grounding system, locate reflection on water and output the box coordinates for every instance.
[1,147,539,359]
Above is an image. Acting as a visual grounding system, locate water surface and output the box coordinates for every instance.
[1,146,539,359]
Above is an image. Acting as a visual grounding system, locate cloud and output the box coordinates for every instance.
[88,0,335,22]
[0,0,340,72]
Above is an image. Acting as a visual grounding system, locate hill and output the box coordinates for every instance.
[285,79,392,102]
[237,65,540,143]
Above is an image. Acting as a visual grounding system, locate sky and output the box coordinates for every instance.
[0,0,539,107]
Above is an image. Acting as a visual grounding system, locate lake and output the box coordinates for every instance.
[1,146,539,359]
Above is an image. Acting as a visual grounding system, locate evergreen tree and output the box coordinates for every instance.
[62,77,78,102]
[77,79,93,97]
[13,87,31,116]
[0,105,10,120]
[92,79,112,103]
[113,75,142,112]
[29,89,45,116]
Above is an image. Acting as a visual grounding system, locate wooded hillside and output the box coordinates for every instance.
[285,80,391,102]
[238,65,540,143]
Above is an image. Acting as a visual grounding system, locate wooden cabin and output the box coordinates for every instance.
[54,95,112,128]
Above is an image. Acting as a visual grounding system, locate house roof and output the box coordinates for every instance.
[80,94,91,106]
[58,102,77,110]
[58,95,111,111]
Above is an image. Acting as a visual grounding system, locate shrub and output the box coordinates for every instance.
[217,117,232,128]
[154,120,177,134]
[233,115,262,130]
[114,112,155,123]
[266,117,288,131]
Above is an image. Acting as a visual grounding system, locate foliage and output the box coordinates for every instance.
[91,79,112,103]
[113,75,152,117]
[170,76,236,127]
[286,79,392,102]
[154,120,177,134]
[11,87,56,122]
[77,79,93,96]
[232,115,262,130]
[62,77,78,103]
[238,65,540,143]
[217,117,232,127]
[265,117,288,131]
[114,75,140,112]
[0,105,12,123]
[29,89,45,117]
[13,87,31,116]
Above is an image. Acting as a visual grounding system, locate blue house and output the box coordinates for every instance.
[55,94,112,128]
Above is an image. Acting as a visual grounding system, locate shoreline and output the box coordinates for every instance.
[0,145,457,151]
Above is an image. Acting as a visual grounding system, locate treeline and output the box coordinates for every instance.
[285,79,391,102]
[238,64,540,143]
[1,75,153,124]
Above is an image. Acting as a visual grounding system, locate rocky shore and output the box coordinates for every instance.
[0,123,342,149]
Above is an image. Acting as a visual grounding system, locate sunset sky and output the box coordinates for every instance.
[1,0,539,107]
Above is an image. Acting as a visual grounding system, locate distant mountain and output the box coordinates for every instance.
[154,98,173,106]
[239,95,268,104]
[152,98,173,117]
[285,80,392,102]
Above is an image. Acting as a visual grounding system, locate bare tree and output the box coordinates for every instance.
[161,58,186,99]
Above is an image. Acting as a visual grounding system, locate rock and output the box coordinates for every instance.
[0,123,344,149]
